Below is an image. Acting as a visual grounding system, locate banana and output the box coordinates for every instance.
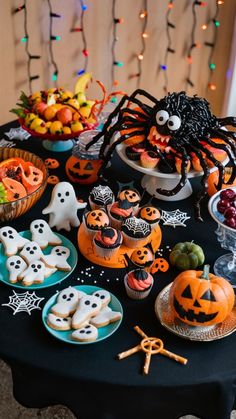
[74,72,92,95]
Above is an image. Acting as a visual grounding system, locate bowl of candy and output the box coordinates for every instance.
[208,186,236,287]
[0,148,48,222]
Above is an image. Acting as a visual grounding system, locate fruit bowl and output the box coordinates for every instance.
[208,186,236,286]
[0,148,48,222]
[19,119,97,152]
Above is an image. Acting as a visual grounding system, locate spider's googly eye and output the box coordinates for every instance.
[156,110,169,126]
[167,115,181,131]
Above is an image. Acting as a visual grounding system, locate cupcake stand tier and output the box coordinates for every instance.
[77,223,162,268]
[116,144,227,201]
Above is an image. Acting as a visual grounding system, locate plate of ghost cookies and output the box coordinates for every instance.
[0,220,78,289]
[42,285,123,344]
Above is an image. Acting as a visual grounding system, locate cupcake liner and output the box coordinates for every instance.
[122,232,150,249]
[124,274,153,300]
[88,195,115,211]
[94,242,121,259]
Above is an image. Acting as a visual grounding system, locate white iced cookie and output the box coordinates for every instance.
[90,306,122,328]
[51,286,83,318]
[92,289,111,308]
[42,181,87,231]
[72,295,102,329]
[47,313,72,331]
[0,226,30,257]
[71,324,98,342]
[44,266,57,278]
[41,246,71,271]
[19,241,44,264]
[30,219,62,248]
[6,255,27,283]
[19,260,46,286]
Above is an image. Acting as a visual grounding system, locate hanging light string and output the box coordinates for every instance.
[111,0,124,89]
[205,0,222,91]
[14,1,40,94]
[70,0,88,76]
[185,1,205,90]
[134,0,148,87]
[160,0,175,94]
[47,0,61,83]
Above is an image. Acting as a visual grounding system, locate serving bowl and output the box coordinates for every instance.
[0,148,48,222]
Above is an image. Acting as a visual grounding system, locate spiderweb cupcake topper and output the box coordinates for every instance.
[161,209,190,228]
[2,291,44,315]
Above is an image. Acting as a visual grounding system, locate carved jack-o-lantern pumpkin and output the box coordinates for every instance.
[138,205,161,224]
[118,188,141,206]
[131,246,154,268]
[66,156,103,185]
[169,265,235,327]
[86,209,110,230]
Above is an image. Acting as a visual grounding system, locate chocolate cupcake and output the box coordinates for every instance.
[121,216,151,248]
[89,185,115,210]
[125,141,147,161]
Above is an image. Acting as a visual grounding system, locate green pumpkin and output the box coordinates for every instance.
[169,241,205,271]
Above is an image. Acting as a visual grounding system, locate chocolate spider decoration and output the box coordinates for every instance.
[87,90,236,221]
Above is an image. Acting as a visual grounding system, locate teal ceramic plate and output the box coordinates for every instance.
[0,230,78,289]
[42,285,123,344]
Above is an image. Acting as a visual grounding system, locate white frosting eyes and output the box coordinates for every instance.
[167,115,181,131]
[156,110,169,125]
[156,110,181,131]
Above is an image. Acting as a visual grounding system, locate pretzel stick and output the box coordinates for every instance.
[117,344,141,360]
[134,326,188,365]
[143,344,152,375]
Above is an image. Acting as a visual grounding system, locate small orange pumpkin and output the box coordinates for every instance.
[169,265,235,327]
[207,168,236,196]
[65,156,103,185]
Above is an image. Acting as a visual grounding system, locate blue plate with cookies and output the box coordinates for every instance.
[0,230,78,289]
[42,285,123,344]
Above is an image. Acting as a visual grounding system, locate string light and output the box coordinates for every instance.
[72,0,89,77]
[206,0,221,91]
[160,0,175,93]
[133,0,148,87]
[111,0,124,88]
[14,0,40,93]
[185,0,204,91]
[47,0,60,83]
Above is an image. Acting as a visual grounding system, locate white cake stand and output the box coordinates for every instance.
[116,144,227,201]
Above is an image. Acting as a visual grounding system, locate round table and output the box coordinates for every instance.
[0,121,235,419]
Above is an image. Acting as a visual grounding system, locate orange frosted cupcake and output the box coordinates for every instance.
[84,208,110,237]
[93,227,123,259]
[140,150,159,169]
[124,268,154,299]
[137,205,161,230]
[108,199,133,229]
[118,188,141,214]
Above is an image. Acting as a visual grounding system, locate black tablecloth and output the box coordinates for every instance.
[0,121,235,419]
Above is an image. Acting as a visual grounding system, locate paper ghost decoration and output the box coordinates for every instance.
[42,181,87,231]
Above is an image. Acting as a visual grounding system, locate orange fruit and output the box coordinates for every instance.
[50,121,63,135]
[57,107,73,125]
[44,106,57,121]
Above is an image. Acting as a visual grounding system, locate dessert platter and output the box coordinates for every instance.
[42,285,123,344]
[116,144,228,201]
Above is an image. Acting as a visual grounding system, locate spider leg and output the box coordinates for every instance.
[97,129,146,178]
[218,117,236,127]
[205,133,236,184]
[156,146,190,196]
[188,145,210,222]
[86,89,156,150]
[193,141,224,190]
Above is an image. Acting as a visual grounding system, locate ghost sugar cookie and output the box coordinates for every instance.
[51,286,83,318]
[72,294,102,329]
[30,219,62,248]
[6,255,27,283]
[19,260,46,286]
[92,289,111,308]
[0,226,30,257]
[47,313,72,331]
[42,181,87,231]
[71,324,98,342]
[20,241,44,264]
[41,246,71,271]
[90,306,122,328]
